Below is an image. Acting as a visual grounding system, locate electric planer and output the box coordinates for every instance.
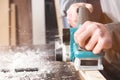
[55,6,103,70]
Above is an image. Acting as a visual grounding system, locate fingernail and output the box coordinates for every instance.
[85,45,90,50]
[93,50,99,54]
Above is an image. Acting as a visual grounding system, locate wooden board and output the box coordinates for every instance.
[31,0,46,45]
[10,3,16,46]
[74,63,106,80]
[54,0,64,40]
[0,0,10,46]
[12,0,32,45]
[79,70,106,80]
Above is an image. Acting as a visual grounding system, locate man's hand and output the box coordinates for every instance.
[74,21,112,54]
[67,3,93,27]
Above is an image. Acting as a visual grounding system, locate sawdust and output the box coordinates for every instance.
[0,46,54,78]
[0,45,80,80]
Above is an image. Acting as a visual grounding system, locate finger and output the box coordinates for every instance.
[74,21,88,43]
[66,12,71,24]
[66,14,70,24]
[81,21,92,28]
[93,39,104,54]
[85,33,98,51]
[74,21,92,47]
[67,17,77,27]
[74,24,87,44]
[67,18,77,27]
[85,3,93,13]
[93,30,112,54]
[77,29,92,48]
[67,5,78,27]
[67,13,77,27]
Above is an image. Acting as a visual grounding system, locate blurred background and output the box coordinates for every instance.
[0,0,58,46]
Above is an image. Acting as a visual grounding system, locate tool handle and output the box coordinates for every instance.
[77,6,91,51]
[78,6,91,25]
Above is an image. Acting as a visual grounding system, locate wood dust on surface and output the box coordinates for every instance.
[0,45,81,80]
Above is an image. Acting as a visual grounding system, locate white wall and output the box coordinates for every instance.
[31,0,46,45]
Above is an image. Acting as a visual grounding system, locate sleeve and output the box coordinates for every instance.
[59,0,87,16]
[106,23,120,53]
[103,22,120,78]
[59,0,75,16]
[104,22,120,70]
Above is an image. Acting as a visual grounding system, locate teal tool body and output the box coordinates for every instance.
[70,26,102,61]
[55,6,103,70]
[69,7,103,70]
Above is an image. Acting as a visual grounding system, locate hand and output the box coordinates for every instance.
[67,3,93,27]
[74,21,112,54]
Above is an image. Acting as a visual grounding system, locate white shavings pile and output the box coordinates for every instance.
[0,45,59,79]
[0,47,54,71]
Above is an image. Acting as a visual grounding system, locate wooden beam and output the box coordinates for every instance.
[78,70,106,80]
[0,0,10,46]
[54,0,64,40]
[31,0,46,45]
[74,64,106,80]
[10,3,16,46]
[12,0,32,45]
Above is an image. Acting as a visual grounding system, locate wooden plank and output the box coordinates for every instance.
[54,0,64,40]
[31,0,46,45]
[72,62,106,80]
[79,70,106,80]
[0,0,10,46]
[10,3,16,46]
[85,71,106,80]
[12,0,32,45]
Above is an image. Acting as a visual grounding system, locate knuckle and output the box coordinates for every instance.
[72,4,76,7]
[92,23,100,29]
[102,39,106,45]
[87,4,93,13]
[88,4,93,8]
[84,21,91,24]
[103,38,112,48]
[100,38,110,48]
[97,29,103,36]
[72,3,79,7]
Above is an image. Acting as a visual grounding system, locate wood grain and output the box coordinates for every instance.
[0,0,10,46]
[10,3,16,46]
[54,0,64,40]
[31,0,46,45]
[12,0,32,45]
[79,70,106,80]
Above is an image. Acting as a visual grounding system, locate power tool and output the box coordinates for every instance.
[55,6,103,70]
